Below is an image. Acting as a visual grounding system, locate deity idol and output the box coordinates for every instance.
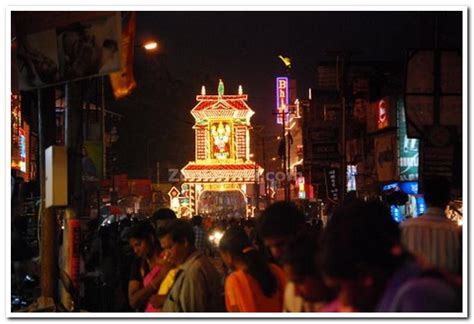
[211,122,231,160]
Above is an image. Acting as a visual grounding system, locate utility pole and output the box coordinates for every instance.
[61,80,84,311]
[336,53,349,202]
[287,129,293,201]
[37,87,57,303]
[281,112,288,201]
[262,136,269,207]
[253,125,264,211]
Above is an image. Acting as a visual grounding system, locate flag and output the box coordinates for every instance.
[110,12,137,99]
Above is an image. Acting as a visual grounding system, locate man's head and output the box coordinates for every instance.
[423,175,451,209]
[152,208,177,229]
[192,215,203,226]
[158,220,195,266]
[320,200,403,311]
[281,227,334,302]
[256,201,305,263]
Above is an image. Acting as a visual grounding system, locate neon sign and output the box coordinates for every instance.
[276,77,288,124]
[297,176,306,199]
[19,128,26,173]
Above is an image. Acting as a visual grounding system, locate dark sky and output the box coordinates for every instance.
[113,11,462,178]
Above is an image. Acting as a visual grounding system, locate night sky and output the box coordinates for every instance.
[111,11,462,179]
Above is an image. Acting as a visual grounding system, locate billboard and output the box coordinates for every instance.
[15,13,121,90]
[374,134,396,182]
[404,50,462,138]
[83,141,103,181]
[397,100,419,181]
[276,77,289,124]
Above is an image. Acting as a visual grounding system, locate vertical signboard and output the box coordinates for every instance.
[83,141,103,181]
[19,128,27,173]
[421,125,456,180]
[398,100,419,181]
[68,219,81,291]
[297,176,306,199]
[23,122,30,181]
[374,134,396,182]
[324,167,340,202]
[276,77,289,124]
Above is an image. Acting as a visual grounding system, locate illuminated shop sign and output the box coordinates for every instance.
[19,128,26,173]
[382,181,418,195]
[276,77,288,124]
[398,100,419,181]
[297,176,306,199]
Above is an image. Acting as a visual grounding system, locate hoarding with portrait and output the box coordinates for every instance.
[15,12,121,90]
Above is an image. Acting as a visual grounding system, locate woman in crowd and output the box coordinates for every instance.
[127,221,172,312]
[219,226,287,312]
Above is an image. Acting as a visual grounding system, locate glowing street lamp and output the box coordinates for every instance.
[142,41,158,51]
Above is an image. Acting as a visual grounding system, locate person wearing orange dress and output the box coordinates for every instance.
[219,226,287,312]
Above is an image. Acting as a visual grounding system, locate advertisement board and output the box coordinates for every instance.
[15,12,121,90]
[397,100,419,181]
[374,134,396,182]
[404,49,462,138]
[324,167,340,202]
[83,141,103,181]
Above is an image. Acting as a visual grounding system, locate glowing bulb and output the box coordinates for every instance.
[238,85,243,95]
[201,85,206,95]
[143,42,158,51]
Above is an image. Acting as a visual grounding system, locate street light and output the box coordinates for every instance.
[141,41,158,51]
[135,41,159,53]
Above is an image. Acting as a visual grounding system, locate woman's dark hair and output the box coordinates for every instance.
[219,226,278,297]
[127,221,159,250]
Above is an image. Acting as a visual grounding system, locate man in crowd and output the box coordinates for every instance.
[256,201,307,312]
[191,215,209,254]
[281,227,337,311]
[151,208,177,233]
[401,176,462,275]
[158,220,224,312]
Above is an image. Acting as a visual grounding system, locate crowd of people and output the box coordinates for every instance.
[119,175,462,313]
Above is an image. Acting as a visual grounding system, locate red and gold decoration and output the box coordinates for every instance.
[177,80,263,217]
